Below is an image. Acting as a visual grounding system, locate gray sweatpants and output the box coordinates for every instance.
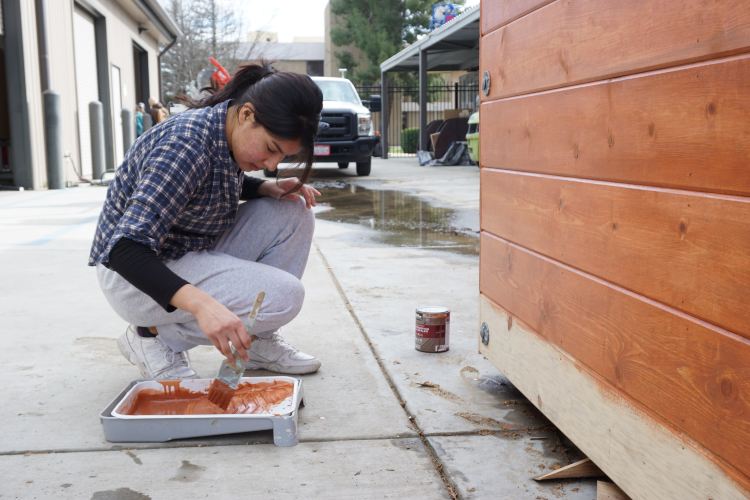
[96,196,314,352]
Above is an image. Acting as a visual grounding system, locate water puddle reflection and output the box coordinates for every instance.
[313,181,479,255]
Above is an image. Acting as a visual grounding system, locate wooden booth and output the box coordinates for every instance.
[478,1,750,498]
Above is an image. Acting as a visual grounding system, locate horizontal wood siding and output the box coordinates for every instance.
[480,55,750,196]
[480,233,750,481]
[479,295,750,499]
[480,0,750,100]
[480,0,554,35]
[480,0,750,491]
[481,169,750,339]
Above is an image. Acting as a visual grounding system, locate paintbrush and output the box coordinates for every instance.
[207,291,266,410]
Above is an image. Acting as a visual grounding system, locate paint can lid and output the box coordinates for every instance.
[416,306,450,314]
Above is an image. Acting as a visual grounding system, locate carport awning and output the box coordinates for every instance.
[380,6,479,73]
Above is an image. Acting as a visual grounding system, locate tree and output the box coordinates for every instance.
[330,0,465,85]
[160,0,244,102]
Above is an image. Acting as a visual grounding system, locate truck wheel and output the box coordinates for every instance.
[356,159,371,176]
[338,162,349,169]
[263,168,277,178]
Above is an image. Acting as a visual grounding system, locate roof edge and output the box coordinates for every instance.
[137,0,182,41]
[380,5,479,73]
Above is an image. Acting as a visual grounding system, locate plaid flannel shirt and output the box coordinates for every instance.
[88,101,243,266]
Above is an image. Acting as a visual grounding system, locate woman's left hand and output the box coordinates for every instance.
[258,177,320,209]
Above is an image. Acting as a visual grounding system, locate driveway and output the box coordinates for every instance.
[0,157,595,499]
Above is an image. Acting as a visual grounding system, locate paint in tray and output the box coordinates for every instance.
[101,376,303,445]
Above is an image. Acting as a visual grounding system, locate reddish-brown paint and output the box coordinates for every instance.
[122,380,294,416]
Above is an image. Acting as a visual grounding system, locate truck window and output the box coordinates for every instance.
[315,81,361,105]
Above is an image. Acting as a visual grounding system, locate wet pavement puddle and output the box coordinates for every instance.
[313,181,479,255]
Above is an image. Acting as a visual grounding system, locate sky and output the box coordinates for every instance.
[239,0,480,43]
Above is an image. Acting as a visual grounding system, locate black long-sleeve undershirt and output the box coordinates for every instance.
[108,238,187,312]
[107,176,265,313]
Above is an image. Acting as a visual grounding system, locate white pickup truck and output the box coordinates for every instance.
[264,77,379,177]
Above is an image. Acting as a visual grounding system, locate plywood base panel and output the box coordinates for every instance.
[479,295,749,500]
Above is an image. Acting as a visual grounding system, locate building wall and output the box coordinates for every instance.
[0,45,9,142]
[46,0,79,184]
[6,0,165,188]
[18,0,45,189]
[270,60,307,75]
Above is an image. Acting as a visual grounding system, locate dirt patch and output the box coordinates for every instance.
[90,488,151,500]
[169,460,206,483]
[415,381,464,403]
[124,450,142,465]
[459,366,480,379]
[455,411,513,430]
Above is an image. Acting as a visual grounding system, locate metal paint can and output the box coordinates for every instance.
[415,306,450,353]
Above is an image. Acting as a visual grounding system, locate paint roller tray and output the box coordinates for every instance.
[100,377,303,446]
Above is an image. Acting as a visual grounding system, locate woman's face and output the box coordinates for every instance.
[227,103,302,173]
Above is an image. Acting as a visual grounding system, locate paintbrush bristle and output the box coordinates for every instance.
[207,379,235,410]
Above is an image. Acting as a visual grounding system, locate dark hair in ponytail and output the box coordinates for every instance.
[184,61,323,186]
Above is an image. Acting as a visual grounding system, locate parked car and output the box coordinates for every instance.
[466,111,479,164]
[264,77,379,177]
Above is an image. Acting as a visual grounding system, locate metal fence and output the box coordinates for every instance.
[356,84,479,158]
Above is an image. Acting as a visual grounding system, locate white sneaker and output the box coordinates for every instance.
[244,333,321,375]
[117,325,198,380]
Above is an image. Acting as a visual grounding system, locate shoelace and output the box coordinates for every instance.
[148,339,190,376]
[163,350,186,366]
[153,351,190,378]
[268,335,298,353]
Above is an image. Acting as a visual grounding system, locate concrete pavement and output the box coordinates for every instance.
[0,158,596,499]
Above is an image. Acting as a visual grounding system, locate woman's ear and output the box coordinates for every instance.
[243,104,255,124]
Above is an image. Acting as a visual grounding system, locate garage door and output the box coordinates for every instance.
[73,7,99,178]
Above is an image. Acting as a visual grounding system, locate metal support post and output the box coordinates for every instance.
[419,49,428,151]
[43,90,64,188]
[89,101,106,179]
[380,72,389,159]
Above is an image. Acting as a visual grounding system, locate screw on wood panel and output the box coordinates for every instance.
[482,71,491,96]
[480,322,490,345]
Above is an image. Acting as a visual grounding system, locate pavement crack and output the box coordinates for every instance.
[314,243,461,500]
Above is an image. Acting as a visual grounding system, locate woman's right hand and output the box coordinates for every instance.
[171,284,252,365]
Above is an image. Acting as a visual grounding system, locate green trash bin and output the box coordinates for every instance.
[466,111,480,164]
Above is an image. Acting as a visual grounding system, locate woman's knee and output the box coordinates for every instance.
[272,273,305,318]
[254,274,305,332]
[260,196,314,232]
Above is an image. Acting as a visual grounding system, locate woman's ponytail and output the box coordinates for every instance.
[182,62,276,109]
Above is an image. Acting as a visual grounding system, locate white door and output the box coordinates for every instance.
[72,8,98,178]
[111,65,123,164]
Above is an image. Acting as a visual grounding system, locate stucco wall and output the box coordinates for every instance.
[35,0,162,185]
[19,0,45,189]
[271,60,308,75]
[45,0,78,184]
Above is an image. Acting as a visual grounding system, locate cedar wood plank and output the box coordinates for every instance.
[480,0,554,35]
[479,55,750,196]
[481,169,750,339]
[480,0,750,100]
[480,233,750,480]
[480,295,750,498]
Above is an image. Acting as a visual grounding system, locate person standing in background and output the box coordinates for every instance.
[148,96,169,124]
[135,103,145,137]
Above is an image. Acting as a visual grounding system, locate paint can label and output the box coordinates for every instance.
[415,307,450,353]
